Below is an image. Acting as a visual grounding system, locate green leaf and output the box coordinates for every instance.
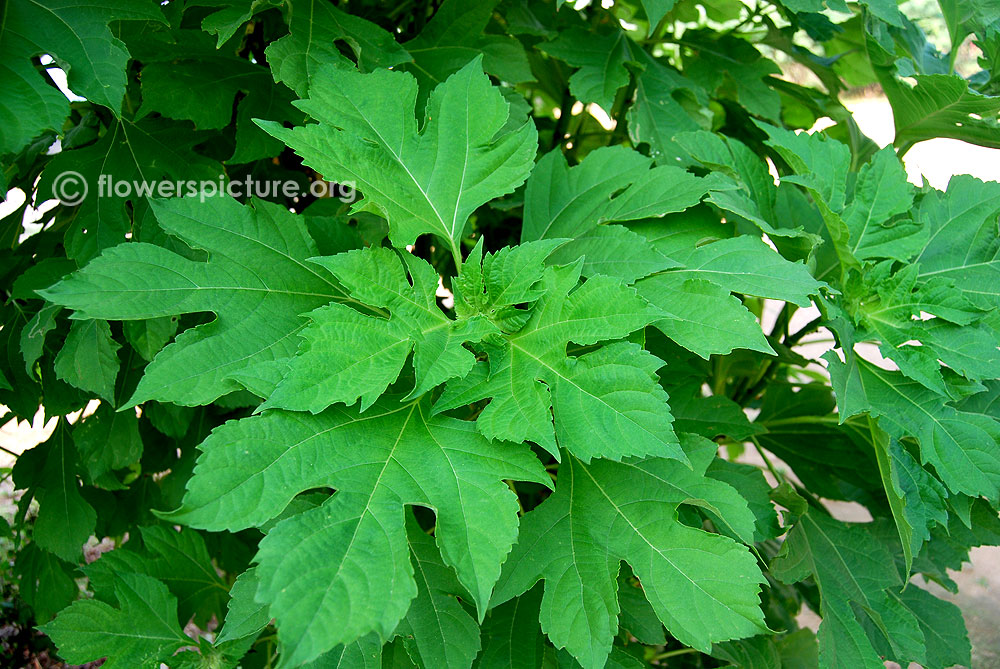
[870,422,948,572]
[41,195,347,408]
[1,304,44,418]
[628,50,707,164]
[435,263,681,462]
[541,27,638,113]
[674,131,822,250]
[827,349,1000,499]
[840,148,920,262]
[312,634,385,668]
[641,1,678,33]
[913,174,1000,309]
[493,448,767,668]
[974,27,1000,95]
[396,515,481,669]
[521,145,715,244]
[197,0,281,46]
[958,379,1000,419]
[756,123,928,271]
[20,302,61,376]
[13,543,78,622]
[887,73,1000,151]
[712,635,780,669]
[625,207,729,259]
[777,628,821,669]
[144,401,196,440]
[37,118,224,263]
[12,423,96,561]
[546,224,679,283]
[672,433,762,544]
[652,235,823,306]
[475,585,545,669]
[0,1,165,130]
[670,392,766,442]
[73,403,143,482]
[617,569,666,645]
[600,645,649,669]
[138,525,230,627]
[265,0,411,96]
[889,586,971,668]
[454,238,567,328]
[636,275,774,358]
[42,572,191,669]
[757,123,860,269]
[939,0,1000,53]
[758,122,850,208]
[261,56,537,260]
[262,246,499,412]
[684,34,782,121]
[713,629,820,669]
[140,58,271,130]
[862,0,905,25]
[54,319,120,403]
[166,398,548,665]
[771,510,968,669]
[915,498,1000,592]
[707,458,782,542]
[770,511,899,669]
[0,35,67,158]
[124,316,179,362]
[402,0,533,103]
[216,568,271,645]
[855,262,998,394]
[138,55,303,163]
[383,639,419,668]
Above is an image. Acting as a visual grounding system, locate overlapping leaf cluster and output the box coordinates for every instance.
[3,1,1000,669]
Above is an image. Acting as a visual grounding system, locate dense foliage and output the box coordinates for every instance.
[3,0,1000,667]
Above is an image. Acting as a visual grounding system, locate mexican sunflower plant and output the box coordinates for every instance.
[2,0,1000,667]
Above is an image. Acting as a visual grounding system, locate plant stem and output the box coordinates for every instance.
[551,90,574,151]
[751,437,830,513]
[449,239,463,271]
[711,356,729,397]
[895,138,917,160]
[652,647,699,660]
[786,315,823,345]
[760,415,841,427]
[750,437,782,480]
[609,71,637,146]
[771,302,793,341]
[735,355,781,406]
